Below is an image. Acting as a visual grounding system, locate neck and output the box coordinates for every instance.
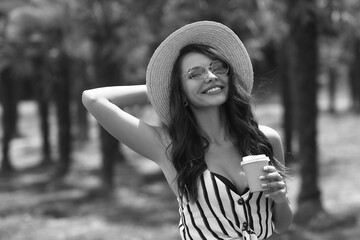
[192,107,230,144]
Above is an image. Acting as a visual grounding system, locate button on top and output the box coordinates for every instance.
[237,198,244,204]
[243,222,248,229]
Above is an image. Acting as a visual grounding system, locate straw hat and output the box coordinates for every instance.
[146,21,253,126]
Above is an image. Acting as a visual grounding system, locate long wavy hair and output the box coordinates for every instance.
[167,44,285,203]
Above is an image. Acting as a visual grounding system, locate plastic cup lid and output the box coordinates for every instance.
[241,154,269,165]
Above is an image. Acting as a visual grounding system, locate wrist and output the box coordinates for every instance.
[275,193,290,204]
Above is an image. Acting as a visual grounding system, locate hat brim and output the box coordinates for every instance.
[146,21,253,126]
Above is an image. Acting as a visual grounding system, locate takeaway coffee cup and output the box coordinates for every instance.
[241,154,270,192]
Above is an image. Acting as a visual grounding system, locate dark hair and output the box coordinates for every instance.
[167,44,285,203]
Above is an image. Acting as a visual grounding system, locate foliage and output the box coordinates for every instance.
[0,0,359,87]
[0,0,360,227]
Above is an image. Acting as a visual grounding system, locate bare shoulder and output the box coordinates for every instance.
[259,125,285,164]
[259,125,281,142]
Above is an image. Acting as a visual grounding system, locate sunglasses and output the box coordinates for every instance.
[185,60,229,81]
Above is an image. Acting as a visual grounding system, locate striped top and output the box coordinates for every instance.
[178,169,274,240]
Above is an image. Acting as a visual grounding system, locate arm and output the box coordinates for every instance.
[259,125,293,234]
[82,85,167,163]
[83,85,149,107]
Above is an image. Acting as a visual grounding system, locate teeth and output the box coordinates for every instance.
[206,87,221,93]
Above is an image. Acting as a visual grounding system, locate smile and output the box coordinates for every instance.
[203,86,223,94]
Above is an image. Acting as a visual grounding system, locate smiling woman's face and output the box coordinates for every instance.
[180,52,229,109]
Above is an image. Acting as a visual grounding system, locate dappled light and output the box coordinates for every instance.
[1,0,360,239]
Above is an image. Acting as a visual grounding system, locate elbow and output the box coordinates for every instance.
[274,219,292,234]
[82,90,96,110]
[273,204,293,234]
[274,224,291,234]
[274,215,293,234]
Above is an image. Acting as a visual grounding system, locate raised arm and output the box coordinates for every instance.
[82,85,168,163]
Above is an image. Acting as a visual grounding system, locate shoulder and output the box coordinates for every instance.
[259,125,281,142]
[259,125,285,164]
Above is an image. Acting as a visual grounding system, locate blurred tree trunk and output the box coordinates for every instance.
[286,0,323,225]
[33,56,53,166]
[52,2,74,178]
[278,37,294,163]
[327,65,337,113]
[53,51,72,177]
[0,66,16,173]
[72,59,89,142]
[323,0,338,114]
[99,124,121,190]
[36,79,52,165]
[349,37,360,113]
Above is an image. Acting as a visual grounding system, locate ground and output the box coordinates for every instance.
[0,92,359,240]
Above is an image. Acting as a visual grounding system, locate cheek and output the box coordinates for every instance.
[222,77,230,97]
[221,75,230,84]
[180,80,188,96]
[181,80,195,98]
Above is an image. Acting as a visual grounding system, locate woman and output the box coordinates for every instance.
[82,21,292,240]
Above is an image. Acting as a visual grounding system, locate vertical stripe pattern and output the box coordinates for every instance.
[178,169,274,240]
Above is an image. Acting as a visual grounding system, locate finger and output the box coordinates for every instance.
[260,172,283,182]
[262,166,277,173]
[269,172,283,181]
[262,181,286,190]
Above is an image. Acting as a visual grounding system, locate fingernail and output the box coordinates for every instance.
[265,194,270,198]
[262,183,267,187]
[259,176,265,180]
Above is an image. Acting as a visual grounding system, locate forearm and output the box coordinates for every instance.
[82,85,149,108]
[272,196,293,234]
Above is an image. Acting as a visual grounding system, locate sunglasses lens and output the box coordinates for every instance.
[189,66,207,80]
[211,60,229,75]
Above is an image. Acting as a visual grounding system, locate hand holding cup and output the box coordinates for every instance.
[259,165,288,204]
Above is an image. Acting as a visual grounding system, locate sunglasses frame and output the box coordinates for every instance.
[184,60,229,81]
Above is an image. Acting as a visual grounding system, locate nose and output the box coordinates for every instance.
[204,70,217,82]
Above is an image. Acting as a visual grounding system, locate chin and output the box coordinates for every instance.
[207,97,228,107]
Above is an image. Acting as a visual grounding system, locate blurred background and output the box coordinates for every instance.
[0,0,359,239]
